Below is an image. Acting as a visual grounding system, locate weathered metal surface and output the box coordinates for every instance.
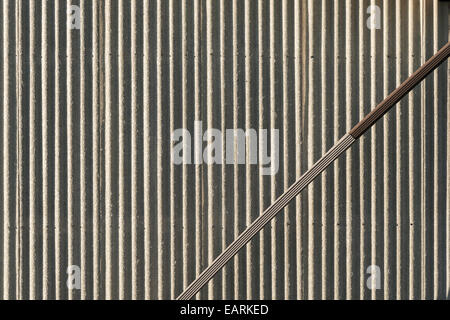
[0,0,449,300]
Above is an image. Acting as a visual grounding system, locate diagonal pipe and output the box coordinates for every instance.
[177,41,450,300]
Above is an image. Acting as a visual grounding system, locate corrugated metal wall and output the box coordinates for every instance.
[1,0,449,300]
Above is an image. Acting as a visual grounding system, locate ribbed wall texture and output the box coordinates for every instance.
[1,0,449,300]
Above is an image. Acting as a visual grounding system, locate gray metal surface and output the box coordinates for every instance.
[178,133,355,300]
[0,0,449,300]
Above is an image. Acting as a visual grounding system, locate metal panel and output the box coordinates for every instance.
[0,0,449,300]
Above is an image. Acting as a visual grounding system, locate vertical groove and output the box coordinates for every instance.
[232,0,246,300]
[93,0,103,300]
[105,0,118,299]
[358,0,371,300]
[408,0,422,300]
[80,0,93,300]
[143,0,151,300]
[370,0,384,301]
[3,0,17,300]
[29,0,38,300]
[41,0,51,300]
[382,0,395,300]
[333,0,345,300]
[193,0,203,300]
[220,0,234,300]
[54,0,66,300]
[130,0,144,300]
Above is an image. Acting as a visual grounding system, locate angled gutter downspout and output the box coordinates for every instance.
[177,41,450,300]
